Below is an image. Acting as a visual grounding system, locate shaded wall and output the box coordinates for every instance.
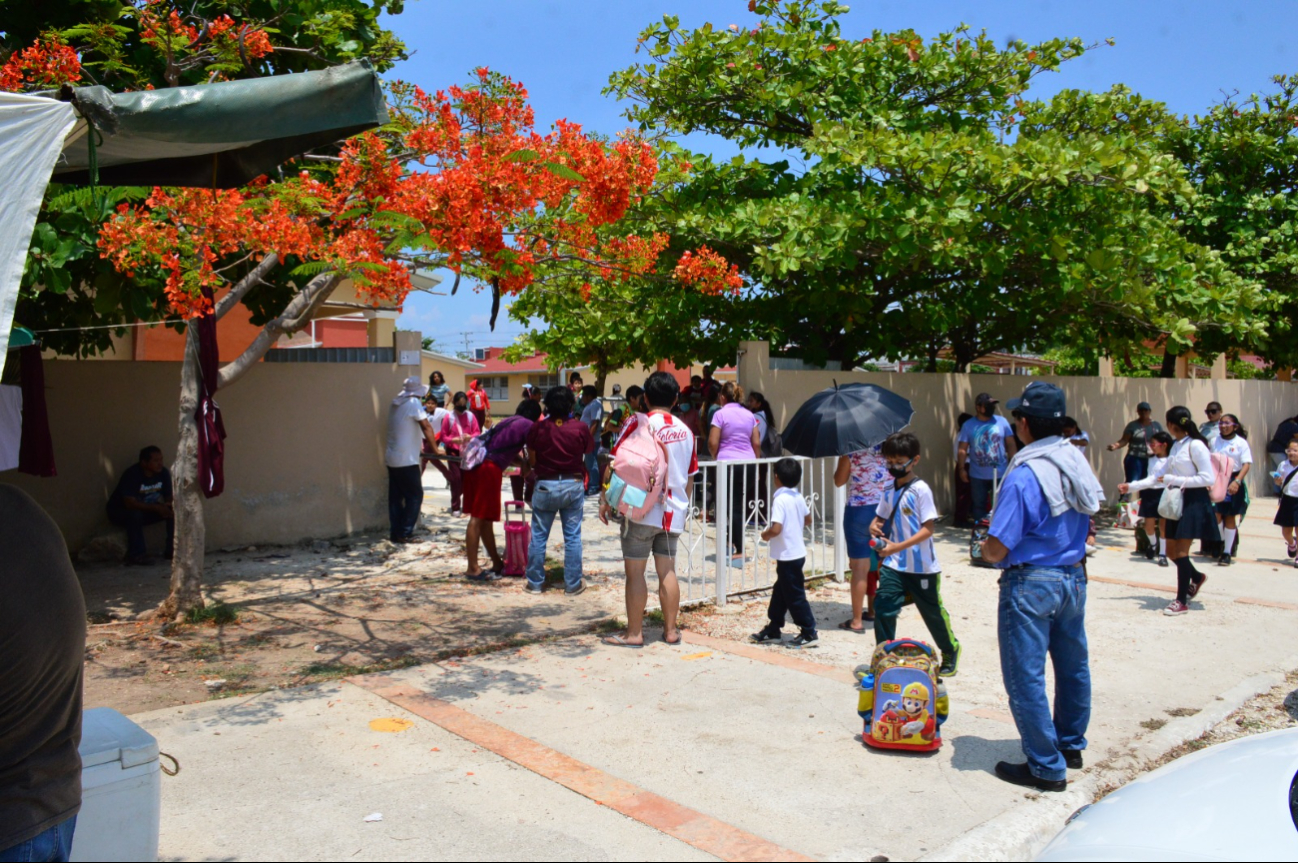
[738,341,1296,510]
[3,360,405,551]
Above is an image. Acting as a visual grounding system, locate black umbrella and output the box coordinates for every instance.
[780,382,914,458]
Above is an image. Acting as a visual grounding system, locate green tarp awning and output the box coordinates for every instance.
[52,60,388,189]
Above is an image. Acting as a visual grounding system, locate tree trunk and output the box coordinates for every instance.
[1159,348,1179,379]
[159,324,205,620]
[155,264,338,619]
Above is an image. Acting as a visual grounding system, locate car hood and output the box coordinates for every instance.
[1037,728,1298,862]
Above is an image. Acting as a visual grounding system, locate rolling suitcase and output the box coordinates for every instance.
[503,501,529,576]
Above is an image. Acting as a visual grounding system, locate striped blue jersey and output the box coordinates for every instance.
[874,479,940,574]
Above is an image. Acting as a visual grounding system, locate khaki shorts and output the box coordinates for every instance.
[619,519,679,561]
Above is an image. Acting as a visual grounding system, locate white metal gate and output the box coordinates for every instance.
[673,455,846,605]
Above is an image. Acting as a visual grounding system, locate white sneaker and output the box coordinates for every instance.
[1085,543,1098,557]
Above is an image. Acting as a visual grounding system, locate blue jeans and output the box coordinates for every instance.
[526,479,585,590]
[998,564,1091,782]
[1123,455,1149,485]
[584,451,601,494]
[970,476,995,523]
[0,816,77,862]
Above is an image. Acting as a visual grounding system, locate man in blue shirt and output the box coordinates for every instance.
[957,393,1017,526]
[981,381,1098,793]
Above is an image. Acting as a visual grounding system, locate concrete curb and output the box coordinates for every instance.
[917,655,1298,862]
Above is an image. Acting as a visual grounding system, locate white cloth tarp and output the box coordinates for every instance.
[0,93,77,380]
[0,384,20,472]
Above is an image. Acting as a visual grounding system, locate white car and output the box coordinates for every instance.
[1036,728,1298,861]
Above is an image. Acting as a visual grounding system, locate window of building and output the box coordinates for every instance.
[483,376,509,402]
[528,373,560,391]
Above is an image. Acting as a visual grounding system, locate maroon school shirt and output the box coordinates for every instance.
[526,417,594,478]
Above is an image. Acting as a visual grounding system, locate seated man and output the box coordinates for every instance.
[107,445,174,564]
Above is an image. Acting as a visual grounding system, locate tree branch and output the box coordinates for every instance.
[217,271,339,389]
[215,253,279,320]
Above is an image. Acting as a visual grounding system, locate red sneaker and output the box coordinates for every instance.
[1163,600,1189,616]
[1187,573,1207,600]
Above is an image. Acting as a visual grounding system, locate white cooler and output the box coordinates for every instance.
[69,707,161,862]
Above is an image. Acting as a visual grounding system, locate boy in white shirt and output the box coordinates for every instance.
[752,458,817,648]
[871,432,962,677]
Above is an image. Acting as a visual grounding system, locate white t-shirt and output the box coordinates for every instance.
[1278,460,1298,498]
[1212,434,1253,474]
[874,479,940,574]
[429,407,450,442]
[385,398,429,468]
[768,487,809,561]
[613,411,697,533]
[580,399,604,428]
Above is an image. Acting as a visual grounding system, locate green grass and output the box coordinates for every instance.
[186,602,240,626]
[295,655,420,682]
[1140,718,1167,731]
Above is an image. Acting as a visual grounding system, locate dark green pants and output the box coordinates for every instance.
[873,565,960,658]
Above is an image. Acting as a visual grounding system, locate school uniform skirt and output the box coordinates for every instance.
[1275,496,1298,528]
[1166,487,1221,541]
[1214,472,1247,518]
[1138,488,1164,520]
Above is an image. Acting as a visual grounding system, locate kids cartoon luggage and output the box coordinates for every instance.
[503,501,529,577]
[854,638,949,752]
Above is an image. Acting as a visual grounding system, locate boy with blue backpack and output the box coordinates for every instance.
[870,432,961,678]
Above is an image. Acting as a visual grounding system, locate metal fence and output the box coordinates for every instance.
[673,455,846,605]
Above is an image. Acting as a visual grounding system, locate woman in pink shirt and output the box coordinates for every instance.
[440,392,480,515]
[709,382,761,567]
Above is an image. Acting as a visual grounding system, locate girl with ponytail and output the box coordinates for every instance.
[1121,405,1220,615]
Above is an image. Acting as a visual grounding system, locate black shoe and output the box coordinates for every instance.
[750,628,782,644]
[994,761,1066,792]
[1062,750,1084,770]
[1157,555,1169,567]
[1218,553,1232,567]
[787,631,819,649]
[939,643,961,678]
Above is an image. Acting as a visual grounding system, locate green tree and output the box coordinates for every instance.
[1160,75,1298,371]
[607,1,1265,370]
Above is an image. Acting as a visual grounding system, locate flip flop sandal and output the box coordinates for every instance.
[662,632,683,645]
[837,619,866,633]
[601,635,644,649]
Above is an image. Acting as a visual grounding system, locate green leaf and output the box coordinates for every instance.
[505,149,541,163]
[542,162,585,182]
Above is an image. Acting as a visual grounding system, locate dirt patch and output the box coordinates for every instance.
[80,529,627,714]
[1147,671,1298,769]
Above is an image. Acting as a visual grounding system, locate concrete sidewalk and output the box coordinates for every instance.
[136,511,1298,861]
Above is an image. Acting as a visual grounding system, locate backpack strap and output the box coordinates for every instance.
[881,478,917,540]
[1283,464,1298,494]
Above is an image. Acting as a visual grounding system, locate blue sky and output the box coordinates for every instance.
[387,0,1297,355]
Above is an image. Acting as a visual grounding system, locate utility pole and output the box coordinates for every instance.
[459,331,474,359]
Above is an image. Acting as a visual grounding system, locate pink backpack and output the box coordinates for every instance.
[1208,452,1232,502]
[606,413,668,521]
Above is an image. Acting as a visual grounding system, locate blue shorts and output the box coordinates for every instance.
[844,504,880,564]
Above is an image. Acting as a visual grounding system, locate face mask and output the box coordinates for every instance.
[887,459,913,478]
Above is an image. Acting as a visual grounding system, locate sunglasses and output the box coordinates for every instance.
[1205,408,1222,415]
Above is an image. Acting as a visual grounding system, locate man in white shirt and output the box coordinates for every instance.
[579,385,604,496]
[600,372,696,647]
[386,377,439,543]
[752,458,816,648]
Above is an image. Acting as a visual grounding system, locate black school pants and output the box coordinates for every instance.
[767,557,816,633]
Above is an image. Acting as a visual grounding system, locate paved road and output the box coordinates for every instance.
[137,511,1298,861]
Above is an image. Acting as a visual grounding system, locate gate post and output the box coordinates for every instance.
[715,462,729,605]
[833,481,847,582]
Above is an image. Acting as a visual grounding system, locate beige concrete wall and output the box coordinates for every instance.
[738,340,1297,511]
[2,360,409,552]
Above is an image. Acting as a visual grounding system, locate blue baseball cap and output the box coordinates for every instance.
[1007,381,1066,419]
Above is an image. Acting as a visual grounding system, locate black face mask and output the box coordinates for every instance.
[887,460,913,478]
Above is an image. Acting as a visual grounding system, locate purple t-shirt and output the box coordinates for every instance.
[486,415,533,469]
[712,403,758,461]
